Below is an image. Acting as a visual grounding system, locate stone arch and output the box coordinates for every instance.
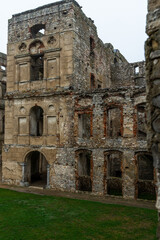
[23,150,50,188]
[30,106,44,136]
[30,24,45,38]
[104,150,123,196]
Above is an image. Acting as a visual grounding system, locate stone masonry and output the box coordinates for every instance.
[0,53,6,181]
[1,0,155,200]
[146,0,160,238]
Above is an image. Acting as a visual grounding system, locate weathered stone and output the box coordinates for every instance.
[0,0,155,201]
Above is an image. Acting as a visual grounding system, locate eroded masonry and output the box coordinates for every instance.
[146,0,160,237]
[1,0,156,199]
[0,53,6,181]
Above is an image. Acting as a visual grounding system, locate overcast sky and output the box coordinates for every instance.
[0,0,147,63]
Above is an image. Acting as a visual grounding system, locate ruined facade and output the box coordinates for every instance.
[0,53,6,181]
[1,0,155,200]
[146,0,160,237]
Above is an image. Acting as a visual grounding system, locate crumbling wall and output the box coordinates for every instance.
[0,53,6,181]
[146,0,160,237]
[2,0,154,201]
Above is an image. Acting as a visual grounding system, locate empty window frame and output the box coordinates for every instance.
[107,106,122,137]
[136,153,156,200]
[134,66,139,75]
[90,73,95,89]
[76,150,92,192]
[30,24,45,38]
[30,55,44,81]
[104,151,123,196]
[78,113,91,139]
[90,37,95,53]
[137,103,147,138]
[30,106,43,136]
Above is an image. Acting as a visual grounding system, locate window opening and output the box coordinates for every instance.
[77,151,92,192]
[30,55,44,81]
[105,152,122,196]
[78,113,91,139]
[137,153,156,200]
[90,74,95,89]
[107,107,122,137]
[30,24,45,38]
[137,104,147,138]
[30,106,43,136]
[134,66,139,74]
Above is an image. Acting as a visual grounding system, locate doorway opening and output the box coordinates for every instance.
[25,151,49,187]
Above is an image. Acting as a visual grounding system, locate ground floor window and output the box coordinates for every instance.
[75,150,92,192]
[104,151,123,196]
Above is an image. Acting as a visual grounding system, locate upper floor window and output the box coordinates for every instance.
[107,106,122,137]
[30,55,44,81]
[90,37,95,54]
[30,24,45,38]
[78,113,91,139]
[29,40,45,81]
[30,106,43,136]
[90,73,95,89]
[137,103,146,139]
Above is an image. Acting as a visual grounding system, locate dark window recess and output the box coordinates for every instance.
[30,24,45,38]
[137,104,147,138]
[78,113,91,139]
[114,58,117,64]
[2,116,5,134]
[137,154,156,200]
[108,153,122,178]
[138,154,154,180]
[77,152,92,192]
[30,55,44,81]
[30,106,43,136]
[90,74,95,89]
[106,152,122,196]
[107,107,122,137]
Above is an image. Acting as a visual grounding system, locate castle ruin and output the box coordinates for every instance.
[0,0,156,201]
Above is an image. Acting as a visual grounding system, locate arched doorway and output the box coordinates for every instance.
[24,151,49,188]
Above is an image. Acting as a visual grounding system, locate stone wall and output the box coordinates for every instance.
[146,0,160,237]
[0,52,6,181]
[2,0,154,200]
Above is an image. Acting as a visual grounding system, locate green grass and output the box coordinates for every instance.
[0,188,157,240]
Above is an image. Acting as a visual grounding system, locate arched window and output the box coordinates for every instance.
[30,106,43,136]
[30,24,45,38]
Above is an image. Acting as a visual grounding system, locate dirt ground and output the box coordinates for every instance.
[0,183,156,210]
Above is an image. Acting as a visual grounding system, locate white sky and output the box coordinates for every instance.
[0,0,147,63]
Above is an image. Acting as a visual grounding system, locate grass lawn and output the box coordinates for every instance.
[0,188,157,240]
